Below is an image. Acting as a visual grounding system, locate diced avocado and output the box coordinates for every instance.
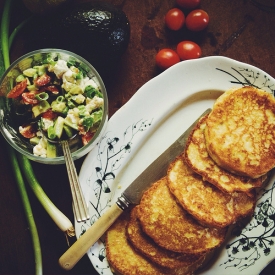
[51,100,67,113]
[23,68,37,77]
[64,117,78,130]
[33,65,47,76]
[63,124,74,138]
[16,74,26,83]
[69,86,83,95]
[32,101,51,117]
[46,142,57,158]
[54,116,65,139]
[91,109,103,124]
[30,136,41,145]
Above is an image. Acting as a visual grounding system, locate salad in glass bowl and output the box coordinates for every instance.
[0,49,108,164]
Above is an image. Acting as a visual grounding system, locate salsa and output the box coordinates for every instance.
[7,56,104,158]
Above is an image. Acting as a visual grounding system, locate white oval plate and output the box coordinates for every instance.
[76,56,275,275]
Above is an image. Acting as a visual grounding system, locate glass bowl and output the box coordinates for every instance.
[0,49,108,164]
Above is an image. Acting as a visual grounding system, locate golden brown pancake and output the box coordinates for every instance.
[105,210,168,275]
[137,177,227,254]
[127,206,206,274]
[167,157,256,228]
[184,114,264,193]
[205,86,275,178]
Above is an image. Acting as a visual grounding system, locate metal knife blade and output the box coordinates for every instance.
[59,108,211,270]
[121,108,211,205]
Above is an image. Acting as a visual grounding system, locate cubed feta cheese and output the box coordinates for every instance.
[52,60,69,79]
[33,137,47,157]
[42,118,54,131]
[85,96,104,113]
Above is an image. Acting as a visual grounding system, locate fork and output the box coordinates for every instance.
[61,140,90,222]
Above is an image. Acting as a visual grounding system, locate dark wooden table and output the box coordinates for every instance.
[0,0,275,274]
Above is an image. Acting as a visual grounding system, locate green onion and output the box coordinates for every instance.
[82,115,94,131]
[67,99,76,109]
[1,1,42,274]
[47,125,57,140]
[10,150,43,275]
[56,95,65,102]
[35,92,49,101]
[17,154,75,236]
[84,85,103,98]
[1,1,76,274]
[5,8,75,233]
[8,16,33,48]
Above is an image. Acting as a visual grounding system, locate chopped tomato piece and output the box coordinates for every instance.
[81,131,95,145]
[34,74,51,87]
[41,109,58,120]
[22,92,39,105]
[45,85,59,94]
[7,79,28,98]
[19,124,36,138]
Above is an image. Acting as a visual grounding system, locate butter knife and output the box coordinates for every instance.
[59,108,211,270]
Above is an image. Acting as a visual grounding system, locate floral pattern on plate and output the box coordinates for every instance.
[76,56,275,275]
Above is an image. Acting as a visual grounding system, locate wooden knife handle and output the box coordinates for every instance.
[59,203,124,270]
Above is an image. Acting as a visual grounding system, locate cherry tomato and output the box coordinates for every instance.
[185,9,209,31]
[176,0,200,9]
[81,131,95,145]
[22,92,39,105]
[176,41,202,60]
[45,85,59,94]
[155,49,180,70]
[165,8,185,31]
[7,79,28,98]
[19,124,36,138]
[41,109,58,120]
[34,74,51,87]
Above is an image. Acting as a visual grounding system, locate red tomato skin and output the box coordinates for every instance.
[81,131,95,146]
[45,85,59,94]
[34,74,51,87]
[155,49,180,70]
[7,79,28,98]
[176,0,200,9]
[185,9,209,31]
[22,92,39,105]
[41,109,58,120]
[19,124,36,138]
[176,41,202,60]
[165,8,185,31]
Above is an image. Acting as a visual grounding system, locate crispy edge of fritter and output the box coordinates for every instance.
[167,157,256,228]
[184,114,264,194]
[137,177,227,254]
[105,209,169,275]
[204,86,275,179]
[126,206,206,274]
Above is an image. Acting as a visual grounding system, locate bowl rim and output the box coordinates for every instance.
[0,48,108,164]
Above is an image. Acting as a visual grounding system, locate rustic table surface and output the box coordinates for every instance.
[0,0,275,274]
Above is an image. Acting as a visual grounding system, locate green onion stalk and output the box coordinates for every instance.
[1,1,42,274]
[3,3,75,237]
[0,0,75,273]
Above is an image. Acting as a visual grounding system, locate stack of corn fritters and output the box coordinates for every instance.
[105,86,275,275]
